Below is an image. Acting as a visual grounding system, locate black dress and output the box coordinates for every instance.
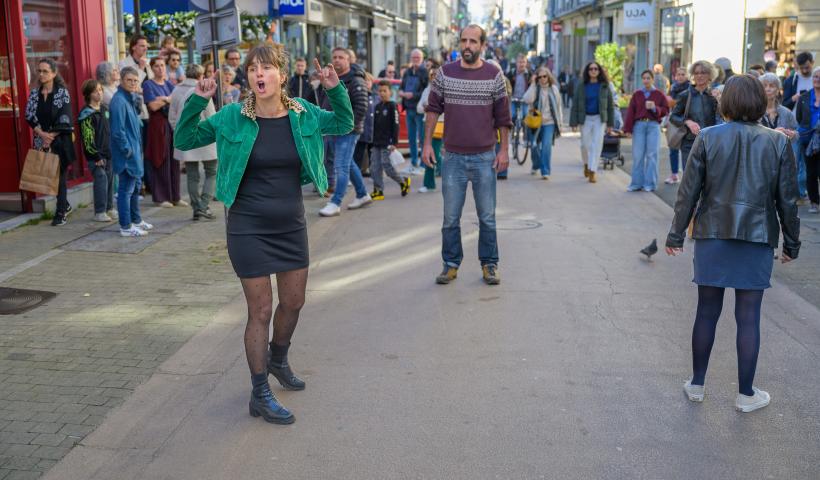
[226,116,308,278]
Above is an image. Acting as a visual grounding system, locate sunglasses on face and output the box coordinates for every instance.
[589,67,599,72]
[537,75,548,79]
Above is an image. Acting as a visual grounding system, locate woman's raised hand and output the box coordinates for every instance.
[195,78,217,99]
[313,58,340,90]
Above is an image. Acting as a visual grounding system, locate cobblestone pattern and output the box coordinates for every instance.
[0,206,241,479]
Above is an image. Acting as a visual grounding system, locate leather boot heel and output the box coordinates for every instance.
[268,360,306,391]
[249,384,295,424]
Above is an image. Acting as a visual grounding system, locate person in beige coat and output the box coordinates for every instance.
[169,63,218,220]
[522,66,563,179]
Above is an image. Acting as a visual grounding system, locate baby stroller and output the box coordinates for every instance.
[600,129,625,170]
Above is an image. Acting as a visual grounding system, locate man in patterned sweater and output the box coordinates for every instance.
[423,24,512,286]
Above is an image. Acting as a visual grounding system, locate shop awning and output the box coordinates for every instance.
[123,0,192,14]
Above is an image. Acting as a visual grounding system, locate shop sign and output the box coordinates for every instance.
[22,12,42,38]
[623,2,652,33]
[552,22,563,32]
[280,0,305,16]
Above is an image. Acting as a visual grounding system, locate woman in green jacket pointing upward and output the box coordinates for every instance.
[175,43,353,425]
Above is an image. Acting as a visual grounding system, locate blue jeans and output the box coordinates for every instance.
[89,161,114,214]
[793,141,808,198]
[441,149,498,268]
[532,124,555,175]
[117,172,143,229]
[406,109,425,167]
[511,100,528,127]
[669,148,680,175]
[628,121,661,191]
[331,133,368,206]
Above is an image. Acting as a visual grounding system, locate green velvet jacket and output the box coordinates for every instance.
[173,83,354,208]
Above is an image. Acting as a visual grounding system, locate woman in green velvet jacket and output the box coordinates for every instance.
[174,44,353,425]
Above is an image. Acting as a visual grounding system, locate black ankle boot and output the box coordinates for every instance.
[267,343,306,391]
[249,382,294,424]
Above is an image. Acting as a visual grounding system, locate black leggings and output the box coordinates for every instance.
[691,286,763,396]
[806,151,820,205]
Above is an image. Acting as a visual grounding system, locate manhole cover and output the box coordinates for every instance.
[474,219,543,230]
[0,287,57,315]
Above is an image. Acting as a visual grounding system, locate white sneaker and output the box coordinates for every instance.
[347,194,372,210]
[93,213,112,222]
[735,387,770,413]
[319,202,341,217]
[541,175,549,180]
[664,174,680,184]
[107,209,118,220]
[683,379,704,402]
[157,201,173,208]
[135,221,153,230]
[174,199,189,207]
[418,186,435,193]
[120,225,149,237]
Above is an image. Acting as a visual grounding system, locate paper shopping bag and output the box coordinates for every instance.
[19,148,60,196]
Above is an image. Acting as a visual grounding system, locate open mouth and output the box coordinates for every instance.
[256,81,266,93]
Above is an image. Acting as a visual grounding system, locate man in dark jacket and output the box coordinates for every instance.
[399,49,428,171]
[287,57,311,100]
[783,51,814,110]
[319,47,372,217]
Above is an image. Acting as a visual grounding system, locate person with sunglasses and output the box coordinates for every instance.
[522,66,562,179]
[669,61,719,172]
[569,62,615,184]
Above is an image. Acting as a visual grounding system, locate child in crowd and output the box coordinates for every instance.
[370,80,410,200]
[78,79,116,222]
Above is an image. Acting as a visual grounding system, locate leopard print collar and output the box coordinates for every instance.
[240,92,305,121]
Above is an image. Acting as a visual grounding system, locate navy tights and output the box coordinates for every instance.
[691,286,764,396]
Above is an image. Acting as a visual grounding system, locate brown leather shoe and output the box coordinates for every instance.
[435,266,458,284]
[588,172,597,183]
[583,165,590,178]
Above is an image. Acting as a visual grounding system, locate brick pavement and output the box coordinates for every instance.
[0,191,326,479]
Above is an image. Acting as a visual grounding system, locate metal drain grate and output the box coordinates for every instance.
[0,287,57,315]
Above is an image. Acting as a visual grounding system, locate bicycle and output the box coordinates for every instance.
[510,98,531,166]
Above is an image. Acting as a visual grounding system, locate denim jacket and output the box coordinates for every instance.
[109,87,144,177]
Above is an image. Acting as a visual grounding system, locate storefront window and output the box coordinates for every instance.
[284,22,306,61]
[659,6,693,77]
[621,34,647,93]
[22,0,74,91]
[350,30,368,69]
[745,17,796,74]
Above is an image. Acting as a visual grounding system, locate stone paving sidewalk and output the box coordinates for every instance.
[0,190,326,480]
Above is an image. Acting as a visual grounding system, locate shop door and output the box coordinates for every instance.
[0,1,22,193]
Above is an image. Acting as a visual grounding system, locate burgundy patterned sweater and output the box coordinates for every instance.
[426,61,513,154]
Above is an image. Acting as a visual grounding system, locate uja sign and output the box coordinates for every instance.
[622,2,653,33]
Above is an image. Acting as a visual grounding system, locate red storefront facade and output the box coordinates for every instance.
[1,0,108,212]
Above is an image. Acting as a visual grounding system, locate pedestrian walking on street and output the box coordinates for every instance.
[143,57,185,208]
[784,52,814,200]
[669,60,719,172]
[319,47,372,217]
[570,61,615,184]
[423,24,512,286]
[370,80,410,200]
[666,74,801,413]
[168,63,218,221]
[174,44,353,424]
[624,69,669,192]
[664,67,690,185]
[78,79,116,222]
[110,67,153,237]
[399,49,428,173]
[795,66,820,213]
[417,63,443,192]
[522,65,562,180]
[25,58,76,226]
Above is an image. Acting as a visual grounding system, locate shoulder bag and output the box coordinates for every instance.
[524,85,542,130]
[665,90,691,150]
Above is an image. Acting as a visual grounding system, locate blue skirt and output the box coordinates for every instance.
[693,239,773,290]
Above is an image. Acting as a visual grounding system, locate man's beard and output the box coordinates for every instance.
[462,49,478,65]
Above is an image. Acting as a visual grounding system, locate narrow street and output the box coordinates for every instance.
[3,134,811,480]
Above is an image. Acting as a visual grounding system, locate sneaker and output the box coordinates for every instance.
[664,174,680,184]
[497,175,508,180]
[809,204,819,214]
[627,186,642,192]
[174,199,189,207]
[107,209,119,220]
[642,187,655,192]
[198,208,216,220]
[120,225,148,237]
[135,221,153,231]
[588,172,597,183]
[400,177,411,197]
[530,170,538,176]
[541,175,549,180]
[683,379,704,402]
[371,190,385,201]
[735,387,770,413]
[482,264,500,285]
[347,194,372,210]
[419,186,436,193]
[192,211,201,221]
[157,201,173,208]
[319,202,341,217]
[65,204,74,216]
[796,197,809,206]
[51,213,67,226]
[435,266,458,284]
[93,212,112,222]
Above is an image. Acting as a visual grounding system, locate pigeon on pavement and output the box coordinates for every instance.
[641,239,658,260]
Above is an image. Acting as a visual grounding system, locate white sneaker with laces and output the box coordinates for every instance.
[107,209,118,220]
[347,194,372,210]
[664,174,679,184]
[93,213,112,222]
[735,387,770,413]
[319,202,341,217]
[683,379,704,402]
[175,199,189,207]
[136,221,153,230]
[120,225,149,237]
[418,186,434,193]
